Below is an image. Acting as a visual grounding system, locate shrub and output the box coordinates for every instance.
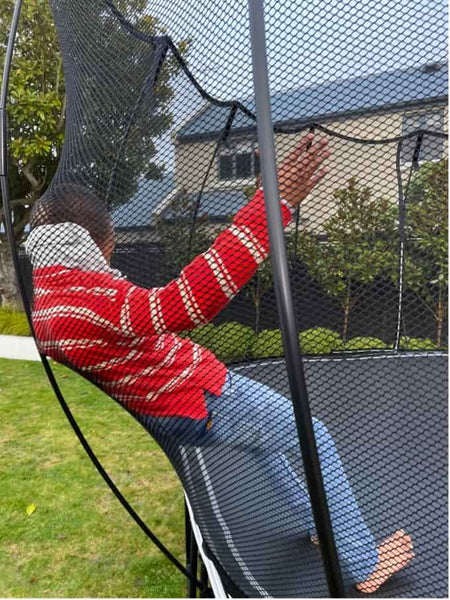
[190,322,256,362]
[251,329,284,359]
[189,324,216,348]
[209,322,256,362]
[299,328,343,355]
[344,336,387,351]
[399,336,437,350]
[0,308,31,336]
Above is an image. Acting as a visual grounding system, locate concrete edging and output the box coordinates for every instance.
[0,334,40,361]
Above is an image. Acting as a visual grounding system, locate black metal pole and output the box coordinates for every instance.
[199,562,209,598]
[247,1,345,596]
[0,0,34,328]
[185,500,198,598]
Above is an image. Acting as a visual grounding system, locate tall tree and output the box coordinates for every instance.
[0,0,63,304]
[297,178,398,340]
[400,158,448,347]
[0,0,187,305]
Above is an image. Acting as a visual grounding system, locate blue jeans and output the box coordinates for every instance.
[205,372,378,583]
[140,371,378,583]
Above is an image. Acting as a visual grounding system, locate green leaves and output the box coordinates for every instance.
[402,159,448,346]
[297,178,398,338]
[296,163,448,347]
[0,0,63,241]
[0,0,189,242]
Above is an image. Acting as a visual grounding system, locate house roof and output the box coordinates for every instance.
[161,189,248,223]
[112,174,174,230]
[177,62,448,142]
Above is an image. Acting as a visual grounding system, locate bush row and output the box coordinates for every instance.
[0,308,438,357]
[188,322,438,362]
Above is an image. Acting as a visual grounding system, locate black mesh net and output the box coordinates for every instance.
[8,0,448,596]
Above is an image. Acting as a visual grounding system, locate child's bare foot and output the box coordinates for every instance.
[356,529,415,594]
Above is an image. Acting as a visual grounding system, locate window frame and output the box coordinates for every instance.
[400,109,445,166]
[217,138,260,182]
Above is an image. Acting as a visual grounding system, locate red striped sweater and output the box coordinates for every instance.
[26,189,292,420]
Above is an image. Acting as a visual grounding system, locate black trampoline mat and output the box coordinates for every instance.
[186,352,448,598]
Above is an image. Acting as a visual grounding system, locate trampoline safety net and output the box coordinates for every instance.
[4,0,448,597]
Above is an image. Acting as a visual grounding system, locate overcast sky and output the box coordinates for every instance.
[149,0,447,98]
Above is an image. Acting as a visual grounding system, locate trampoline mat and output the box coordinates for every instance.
[181,352,447,598]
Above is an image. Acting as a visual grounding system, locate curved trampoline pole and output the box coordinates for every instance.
[0,0,33,324]
[247,0,345,596]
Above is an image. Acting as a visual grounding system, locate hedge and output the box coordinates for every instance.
[299,327,343,354]
[0,308,31,337]
[399,336,437,350]
[190,322,256,362]
[251,329,284,359]
[344,336,388,350]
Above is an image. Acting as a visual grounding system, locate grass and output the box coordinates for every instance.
[0,358,186,598]
[0,307,31,336]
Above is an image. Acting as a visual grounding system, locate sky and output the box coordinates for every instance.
[148,0,447,98]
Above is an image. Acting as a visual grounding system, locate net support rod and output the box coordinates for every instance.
[247,1,345,596]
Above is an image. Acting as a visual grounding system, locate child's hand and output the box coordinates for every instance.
[277,133,330,208]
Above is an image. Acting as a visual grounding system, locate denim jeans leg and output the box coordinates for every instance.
[207,372,378,583]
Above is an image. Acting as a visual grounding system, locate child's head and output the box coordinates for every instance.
[30,184,115,262]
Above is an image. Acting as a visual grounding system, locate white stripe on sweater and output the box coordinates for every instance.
[145,344,202,401]
[35,287,118,299]
[177,273,207,326]
[113,337,182,390]
[228,224,267,264]
[39,338,109,352]
[120,287,136,336]
[32,306,126,336]
[148,290,166,334]
[80,349,144,373]
[203,247,238,298]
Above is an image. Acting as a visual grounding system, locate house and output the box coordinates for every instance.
[171,61,448,233]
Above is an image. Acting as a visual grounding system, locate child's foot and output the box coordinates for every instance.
[356,529,415,594]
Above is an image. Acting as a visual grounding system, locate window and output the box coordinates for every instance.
[218,139,260,181]
[401,110,444,165]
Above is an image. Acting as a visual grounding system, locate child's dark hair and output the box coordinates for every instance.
[30,184,113,248]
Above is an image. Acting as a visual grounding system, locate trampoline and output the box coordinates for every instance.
[171,353,447,598]
[1,0,448,597]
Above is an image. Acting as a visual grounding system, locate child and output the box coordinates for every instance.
[25,134,413,592]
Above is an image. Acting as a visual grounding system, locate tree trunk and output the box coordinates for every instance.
[0,245,22,308]
[254,270,262,333]
[255,297,261,334]
[342,293,351,341]
[436,297,445,349]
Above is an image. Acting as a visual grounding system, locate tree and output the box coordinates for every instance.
[0,0,188,305]
[297,178,398,340]
[400,159,448,347]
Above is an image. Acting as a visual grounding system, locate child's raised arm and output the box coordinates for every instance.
[121,135,330,336]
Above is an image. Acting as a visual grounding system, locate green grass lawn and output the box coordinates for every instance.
[0,358,186,597]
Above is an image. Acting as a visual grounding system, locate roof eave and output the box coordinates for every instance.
[177,94,448,144]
